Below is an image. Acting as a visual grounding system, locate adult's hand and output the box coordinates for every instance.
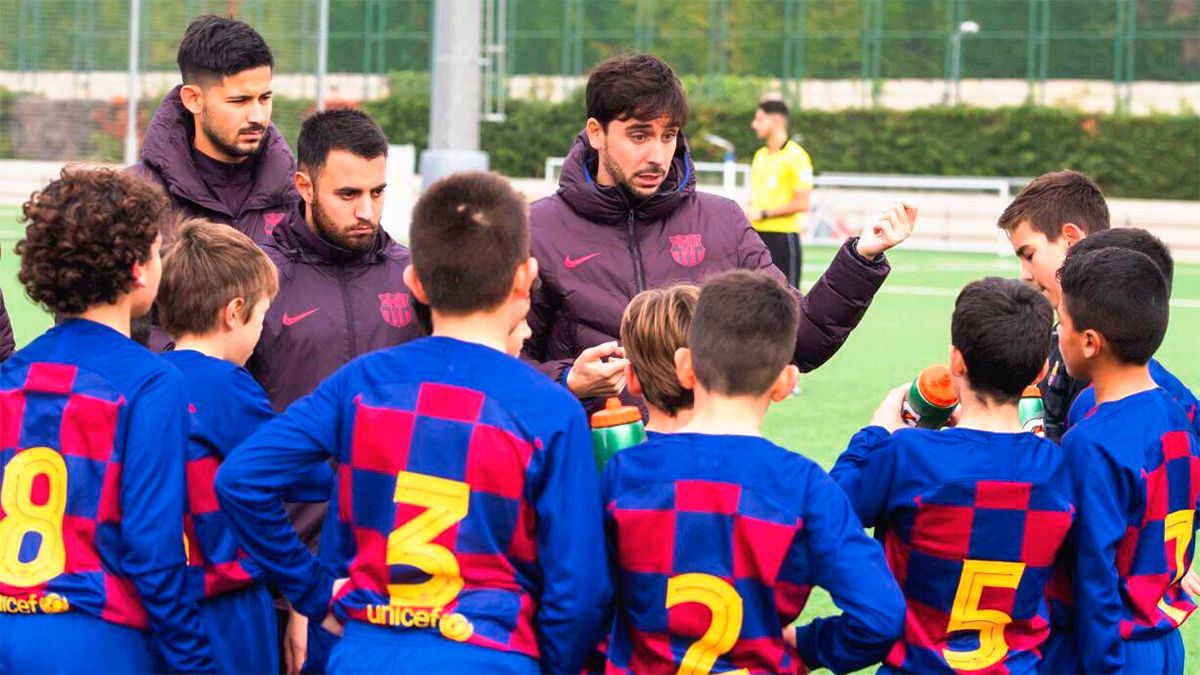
[283,609,309,675]
[857,202,917,260]
[566,342,628,398]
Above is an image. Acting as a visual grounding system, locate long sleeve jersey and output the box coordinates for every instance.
[216,336,612,674]
[0,319,213,672]
[1067,359,1198,436]
[603,432,905,674]
[1059,387,1200,674]
[829,426,1077,674]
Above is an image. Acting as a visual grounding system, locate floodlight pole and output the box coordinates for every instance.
[420,0,488,186]
[316,0,329,111]
[123,0,141,166]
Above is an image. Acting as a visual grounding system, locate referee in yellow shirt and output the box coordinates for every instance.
[747,99,813,287]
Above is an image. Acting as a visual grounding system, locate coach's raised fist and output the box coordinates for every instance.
[567,342,628,398]
[856,202,917,261]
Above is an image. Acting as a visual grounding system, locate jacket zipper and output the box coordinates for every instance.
[626,211,646,292]
[338,266,359,360]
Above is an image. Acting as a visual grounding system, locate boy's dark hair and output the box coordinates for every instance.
[1058,248,1168,365]
[586,53,689,129]
[177,15,273,85]
[159,219,279,337]
[17,168,166,315]
[1065,227,1174,292]
[689,270,798,397]
[951,277,1054,405]
[297,108,389,178]
[997,170,1109,240]
[757,99,789,118]
[410,171,529,314]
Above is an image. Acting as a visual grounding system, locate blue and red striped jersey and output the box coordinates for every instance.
[161,349,276,600]
[0,319,212,672]
[1068,359,1198,437]
[831,426,1077,675]
[1061,387,1200,673]
[603,433,905,674]
[216,336,612,674]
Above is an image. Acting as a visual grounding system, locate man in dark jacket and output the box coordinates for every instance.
[247,108,421,674]
[128,16,297,246]
[524,54,914,399]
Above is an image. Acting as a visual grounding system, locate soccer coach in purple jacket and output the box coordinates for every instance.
[525,54,914,399]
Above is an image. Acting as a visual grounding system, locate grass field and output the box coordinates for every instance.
[0,205,1197,669]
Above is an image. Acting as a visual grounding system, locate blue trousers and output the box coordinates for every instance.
[1040,628,1185,675]
[0,611,158,674]
[328,621,540,675]
[200,583,278,675]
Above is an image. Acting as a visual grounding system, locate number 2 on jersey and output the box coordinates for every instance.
[386,471,470,607]
[665,573,749,675]
[0,447,68,587]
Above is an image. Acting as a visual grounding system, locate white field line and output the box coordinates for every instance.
[879,284,1200,309]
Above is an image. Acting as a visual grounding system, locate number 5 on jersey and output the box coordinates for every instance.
[0,448,69,588]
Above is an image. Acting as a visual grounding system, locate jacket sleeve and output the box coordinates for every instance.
[829,426,897,528]
[531,406,614,673]
[0,288,13,362]
[1065,434,1126,674]
[214,372,343,622]
[736,213,890,372]
[522,275,575,383]
[121,370,215,673]
[792,469,905,673]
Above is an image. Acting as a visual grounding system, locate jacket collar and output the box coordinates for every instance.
[272,199,394,266]
[555,129,696,226]
[140,85,297,216]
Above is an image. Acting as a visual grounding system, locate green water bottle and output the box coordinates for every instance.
[1019,384,1046,437]
[591,398,647,470]
[902,364,959,429]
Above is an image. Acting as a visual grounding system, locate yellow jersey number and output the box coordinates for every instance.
[0,447,68,587]
[665,573,749,675]
[385,471,470,607]
[1158,509,1196,624]
[944,559,1026,671]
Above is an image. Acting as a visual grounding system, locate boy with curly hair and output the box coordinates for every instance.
[0,168,214,672]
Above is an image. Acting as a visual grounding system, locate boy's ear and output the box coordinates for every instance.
[769,364,799,403]
[512,257,539,299]
[1061,223,1086,246]
[1033,359,1049,386]
[674,347,696,391]
[625,361,643,398]
[293,171,314,203]
[179,84,204,115]
[949,346,967,378]
[1081,328,1104,360]
[403,265,431,305]
[223,297,247,331]
[585,118,606,151]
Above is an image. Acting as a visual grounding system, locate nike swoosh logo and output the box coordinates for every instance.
[564,252,601,269]
[282,308,319,327]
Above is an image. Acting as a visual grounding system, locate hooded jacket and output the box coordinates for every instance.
[248,200,424,413]
[128,85,298,245]
[523,131,890,382]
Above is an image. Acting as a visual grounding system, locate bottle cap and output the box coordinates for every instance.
[918,364,958,408]
[591,397,643,428]
[1021,384,1041,398]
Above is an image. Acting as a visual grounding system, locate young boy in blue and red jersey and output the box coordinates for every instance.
[603,270,905,674]
[1044,247,1199,674]
[828,277,1076,674]
[216,171,612,674]
[0,168,213,672]
[157,218,314,673]
[618,283,700,435]
[1064,228,1198,436]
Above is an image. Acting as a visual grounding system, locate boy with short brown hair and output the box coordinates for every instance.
[619,283,700,433]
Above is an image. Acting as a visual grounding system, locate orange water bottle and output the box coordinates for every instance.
[902,365,959,429]
[590,398,647,470]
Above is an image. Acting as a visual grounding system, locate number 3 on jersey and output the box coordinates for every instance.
[665,573,749,675]
[0,447,68,588]
[386,471,470,607]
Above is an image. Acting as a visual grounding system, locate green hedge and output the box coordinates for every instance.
[366,96,1200,201]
